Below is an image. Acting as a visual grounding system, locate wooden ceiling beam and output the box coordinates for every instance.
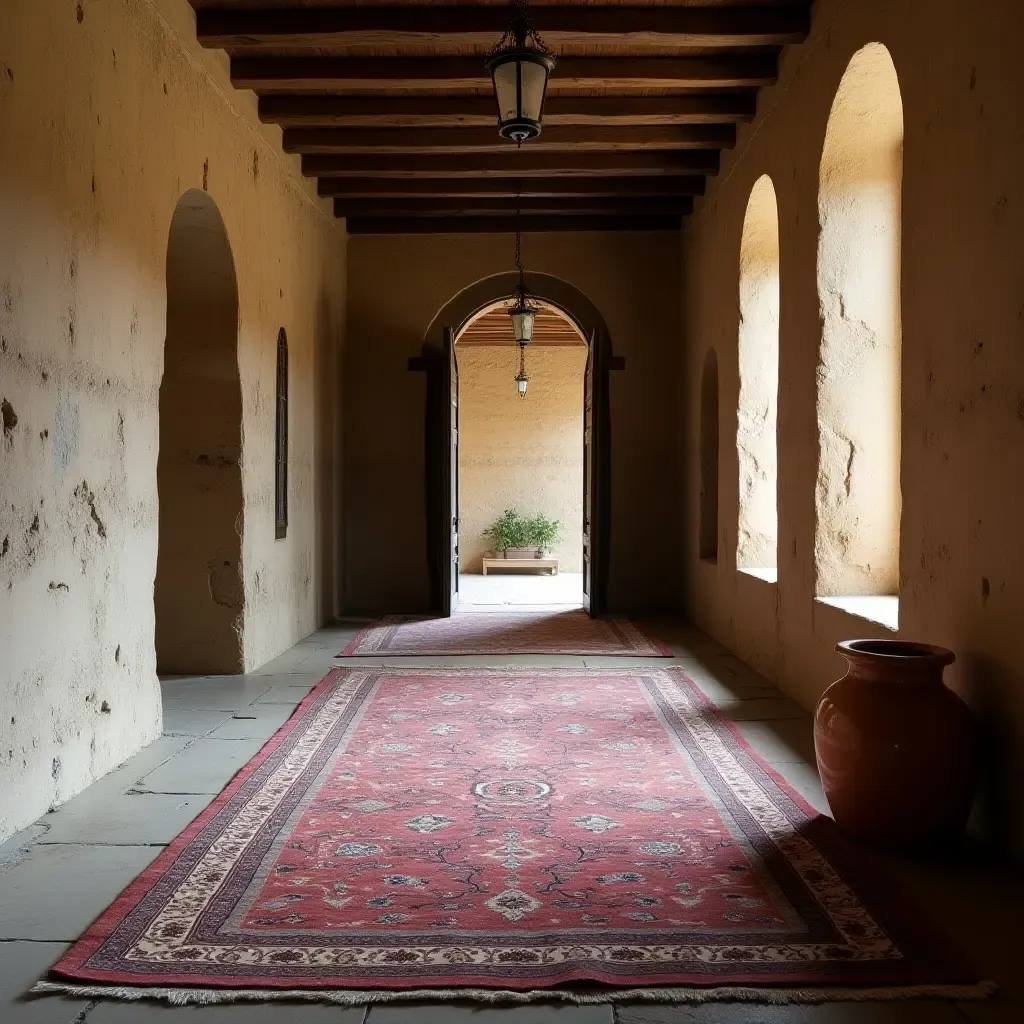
[317,176,707,198]
[259,93,757,127]
[346,215,685,234]
[301,150,720,178]
[283,124,735,154]
[333,196,695,217]
[198,6,810,50]
[232,55,777,92]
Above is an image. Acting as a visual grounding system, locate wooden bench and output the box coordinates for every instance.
[482,557,559,576]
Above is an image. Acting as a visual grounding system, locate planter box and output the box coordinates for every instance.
[504,547,540,559]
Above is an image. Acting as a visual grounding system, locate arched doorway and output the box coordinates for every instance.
[456,300,588,608]
[423,273,616,619]
[155,190,244,674]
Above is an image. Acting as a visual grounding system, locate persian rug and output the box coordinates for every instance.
[339,610,672,657]
[43,666,988,1007]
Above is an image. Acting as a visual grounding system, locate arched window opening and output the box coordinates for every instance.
[699,348,720,562]
[737,175,780,582]
[815,43,903,628]
[275,328,289,540]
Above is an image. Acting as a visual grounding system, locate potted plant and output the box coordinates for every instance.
[526,513,561,555]
[484,509,561,559]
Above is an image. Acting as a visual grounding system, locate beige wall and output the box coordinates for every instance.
[344,232,681,615]
[679,0,1024,856]
[458,345,586,574]
[0,0,346,842]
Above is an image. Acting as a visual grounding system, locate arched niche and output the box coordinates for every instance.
[737,174,780,576]
[815,43,904,601]
[155,190,244,674]
[699,347,720,563]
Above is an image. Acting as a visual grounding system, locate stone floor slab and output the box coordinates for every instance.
[86,998,367,1021]
[0,941,90,1023]
[0,843,160,940]
[734,719,817,765]
[615,999,966,1023]
[367,1004,613,1023]
[162,710,237,737]
[39,791,212,846]
[208,705,296,741]
[715,698,808,722]
[135,738,265,794]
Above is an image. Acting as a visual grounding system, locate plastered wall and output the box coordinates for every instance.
[0,0,346,842]
[679,0,1024,856]
[344,232,680,616]
[458,345,587,574]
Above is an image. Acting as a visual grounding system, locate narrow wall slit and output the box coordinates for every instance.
[155,190,245,673]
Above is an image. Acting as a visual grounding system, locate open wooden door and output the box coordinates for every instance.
[582,328,611,617]
[441,326,460,615]
[582,332,594,614]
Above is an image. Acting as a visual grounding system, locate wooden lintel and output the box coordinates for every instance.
[259,93,758,128]
[232,55,777,92]
[333,196,695,217]
[282,125,735,155]
[198,6,810,50]
[301,150,720,178]
[318,175,707,199]
[347,215,685,235]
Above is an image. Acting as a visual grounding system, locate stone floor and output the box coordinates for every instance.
[0,619,1020,1024]
[459,571,585,606]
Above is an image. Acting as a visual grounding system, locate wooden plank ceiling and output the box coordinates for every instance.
[190,1,813,233]
[458,301,586,346]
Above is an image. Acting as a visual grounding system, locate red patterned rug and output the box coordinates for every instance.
[339,610,672,657]
[44,667,987,1006]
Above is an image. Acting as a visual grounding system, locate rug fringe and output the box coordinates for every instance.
[31,979,996,1007]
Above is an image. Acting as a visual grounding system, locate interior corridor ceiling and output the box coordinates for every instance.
[190,1,813,233]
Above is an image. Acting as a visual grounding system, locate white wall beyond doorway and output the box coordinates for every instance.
[459,572,584,607]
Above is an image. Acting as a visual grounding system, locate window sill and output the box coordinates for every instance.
[815,595,899,631]
[739,567,778,584]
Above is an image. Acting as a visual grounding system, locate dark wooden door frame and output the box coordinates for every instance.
[413,272,622,618]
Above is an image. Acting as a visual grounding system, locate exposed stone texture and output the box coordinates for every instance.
[736,175,780,572]
[679,0,1024,858]
[344,232,681,616]
[459,344,587,574]
[815,42,903,598]
[0,0,346,843]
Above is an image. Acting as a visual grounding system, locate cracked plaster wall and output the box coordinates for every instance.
[0,0,346,843]
[679,0,1024,858]
[457,344,587,574]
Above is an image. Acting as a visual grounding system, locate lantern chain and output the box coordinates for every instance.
[487,0,552,59]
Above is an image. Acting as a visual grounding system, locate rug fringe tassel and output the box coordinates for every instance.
[31,979,997,1007]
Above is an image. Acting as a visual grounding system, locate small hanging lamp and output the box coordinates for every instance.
[508,192,535,398]
[486,0,555,143]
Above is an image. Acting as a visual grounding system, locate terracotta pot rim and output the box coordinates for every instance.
[837,638,955,665]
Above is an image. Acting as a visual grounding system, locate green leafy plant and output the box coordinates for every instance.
[484,508,561,554]
[526,513,561,554]
[484,509,530,552]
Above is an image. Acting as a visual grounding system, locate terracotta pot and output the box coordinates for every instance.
[814,639,977,849]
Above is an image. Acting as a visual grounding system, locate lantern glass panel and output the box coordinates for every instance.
[511,308,535,343]
[519,59,549,123]
[492,60,521,123]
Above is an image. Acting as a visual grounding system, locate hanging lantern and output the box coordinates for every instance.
[514,342,530,398]
[486,0,555,143]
